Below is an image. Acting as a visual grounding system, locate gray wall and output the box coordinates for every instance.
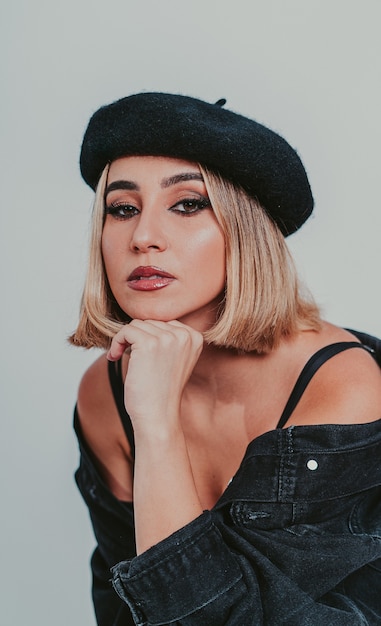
[1,1,380,624]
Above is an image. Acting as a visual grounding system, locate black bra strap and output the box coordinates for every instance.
[276,342,372,429]
[107,359,135,456]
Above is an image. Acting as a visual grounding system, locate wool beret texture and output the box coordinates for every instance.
[80,92,313,235]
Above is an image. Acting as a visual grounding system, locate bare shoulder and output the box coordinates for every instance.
[290,323,381,427]
[77,353,133,500]
[77,352,112,416]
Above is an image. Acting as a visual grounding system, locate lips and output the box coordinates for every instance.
[127,266,176,291]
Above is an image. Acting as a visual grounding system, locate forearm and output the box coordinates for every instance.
[133,424,203,555]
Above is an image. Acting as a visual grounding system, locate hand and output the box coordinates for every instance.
[107,320,203,434]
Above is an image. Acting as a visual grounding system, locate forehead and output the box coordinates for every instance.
[107,155,202,185]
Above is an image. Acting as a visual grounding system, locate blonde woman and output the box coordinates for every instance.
[71,93,381,625]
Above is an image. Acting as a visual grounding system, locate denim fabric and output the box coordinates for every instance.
[75,412,381,625]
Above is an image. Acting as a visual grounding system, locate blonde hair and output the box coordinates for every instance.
[69,165,128,349]
[200,168,320,352]
[69,165,320,352]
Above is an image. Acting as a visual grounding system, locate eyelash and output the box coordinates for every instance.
[105,204,139,219]
[105,197,211,220]
[171,197,211,215]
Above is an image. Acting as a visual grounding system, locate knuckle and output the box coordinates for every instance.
[179,328,193,347]
[145,335,159,349]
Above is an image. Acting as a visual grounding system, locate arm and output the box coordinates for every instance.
[74,320,206,623]
[107,319,205,555]
[110,505,381,625]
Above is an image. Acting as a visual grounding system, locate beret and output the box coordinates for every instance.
[80,92,313,235]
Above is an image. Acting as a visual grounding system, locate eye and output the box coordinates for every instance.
[105,203,139,219]
[170,197,211,215]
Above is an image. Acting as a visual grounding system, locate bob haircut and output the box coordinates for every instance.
[69,164,321,353]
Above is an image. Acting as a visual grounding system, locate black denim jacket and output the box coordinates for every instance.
[74,331,381,625]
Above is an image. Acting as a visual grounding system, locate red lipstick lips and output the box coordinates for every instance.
[127,266,175,291]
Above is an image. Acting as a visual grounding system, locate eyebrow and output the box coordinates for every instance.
[105,180,138,197]
[105,172,204,198]
[160,172,204,188]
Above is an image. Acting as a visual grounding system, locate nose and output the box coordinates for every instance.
[129,210,168,253]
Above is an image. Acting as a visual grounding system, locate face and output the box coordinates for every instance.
[102,156,226,331]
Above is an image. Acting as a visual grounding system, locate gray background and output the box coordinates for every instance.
[1,1,380,624]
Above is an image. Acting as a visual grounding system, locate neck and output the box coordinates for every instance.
[188,340,268,400]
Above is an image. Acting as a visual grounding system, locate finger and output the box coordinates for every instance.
[129,320,195,345]
[107,319,203,361]
[107,332,131,361]
[107,320,169,361]
[165,320,204,349]
[106,322,150,361]
[143,319,203,343]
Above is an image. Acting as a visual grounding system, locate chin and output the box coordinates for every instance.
[124,307,183,322]
[122,299,221,329]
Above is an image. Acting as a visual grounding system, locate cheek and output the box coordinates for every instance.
[189,226,226,285]
[101,222,115,254]
[101,235,111,265]
[101,241,121,293]
[101,225,123,273]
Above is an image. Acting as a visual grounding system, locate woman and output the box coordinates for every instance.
[71,93,381,625]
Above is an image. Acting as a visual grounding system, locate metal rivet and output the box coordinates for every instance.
[307,459,318,471]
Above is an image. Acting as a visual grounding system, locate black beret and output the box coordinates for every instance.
[80,92,313,236]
